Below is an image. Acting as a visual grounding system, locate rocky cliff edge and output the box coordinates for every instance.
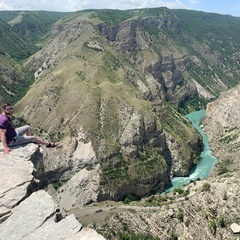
[0,144,105,240]
[204,83,240,174]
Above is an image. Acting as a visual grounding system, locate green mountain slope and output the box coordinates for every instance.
[0,54,33,104]
[0,11,70,43]
[173,10,240,90]
[0,11,70,104]
[0,18,35,104]
[0,18,34,59]
[63,8,240,99]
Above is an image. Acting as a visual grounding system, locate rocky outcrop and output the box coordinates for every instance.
[97,15,180,45]
[193,79,215,100]
[0,144,39,221]
[204,84,240,171]
[0,190,105,240]
[0,144,105,239]
[119,112,165,157]
[31,131,102,211]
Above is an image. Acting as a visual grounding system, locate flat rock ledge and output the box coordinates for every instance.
[0,144,105,240]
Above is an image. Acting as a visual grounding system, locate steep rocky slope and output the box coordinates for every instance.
[204,83,240,174]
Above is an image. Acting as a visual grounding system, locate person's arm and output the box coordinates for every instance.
[0,128,11,154]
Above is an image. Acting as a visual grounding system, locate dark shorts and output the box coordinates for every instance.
[8,125,35,147]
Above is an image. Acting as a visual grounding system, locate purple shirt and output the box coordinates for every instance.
[0,113,17,143]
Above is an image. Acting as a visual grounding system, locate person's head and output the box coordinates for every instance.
[2,103,14,115]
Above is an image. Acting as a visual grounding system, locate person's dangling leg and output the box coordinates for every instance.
[15,125,32,136]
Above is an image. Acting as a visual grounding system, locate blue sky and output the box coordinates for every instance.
[0,0,240,17]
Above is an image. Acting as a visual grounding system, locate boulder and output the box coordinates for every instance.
[0,190,105,239]
[230,223,240,234]
[0,144,39,221]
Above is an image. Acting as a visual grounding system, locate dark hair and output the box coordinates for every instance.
[2,103,11,110]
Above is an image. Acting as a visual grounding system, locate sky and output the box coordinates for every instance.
[0,0,240,17]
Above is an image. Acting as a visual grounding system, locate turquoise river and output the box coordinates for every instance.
[163,109,219,192]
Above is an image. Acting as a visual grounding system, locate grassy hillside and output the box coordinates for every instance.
[0,11,70,104]
[0,17,35,104]
[0,54,34,104]
[0,18,34,59]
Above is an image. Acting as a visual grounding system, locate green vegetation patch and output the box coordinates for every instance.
[201,182,211,192]
[174,188,190,197]
[0,18,35,59]
[143,20,159,35]
[0,55,35,104]
[100,153,130,187]
[160,103,202,165]
[135,148,167,177]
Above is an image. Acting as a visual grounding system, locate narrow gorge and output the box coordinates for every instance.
[164,110,219,193]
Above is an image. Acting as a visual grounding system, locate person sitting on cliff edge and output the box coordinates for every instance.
[0,103,59,155]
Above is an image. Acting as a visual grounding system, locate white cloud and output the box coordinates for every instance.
[0,2,14,10]
[112,0,186,10]
[62,0,91,11]
[0,0,85,11]
[188,0,200,5]
[0,0,188,11]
